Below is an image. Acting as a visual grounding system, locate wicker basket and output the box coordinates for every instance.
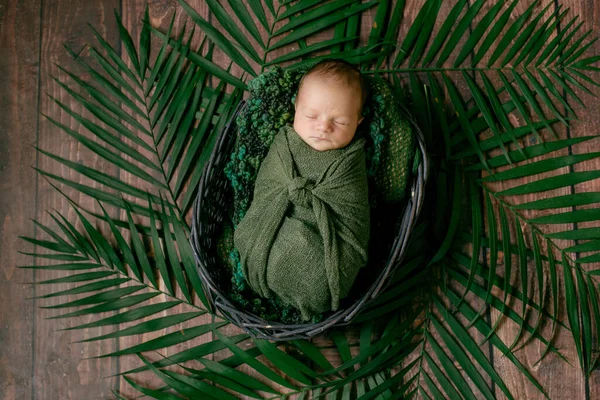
[190,97,429,341]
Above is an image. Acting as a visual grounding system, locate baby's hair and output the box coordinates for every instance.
[297,59,367,116]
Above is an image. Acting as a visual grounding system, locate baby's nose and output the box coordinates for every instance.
[317,120,333,132]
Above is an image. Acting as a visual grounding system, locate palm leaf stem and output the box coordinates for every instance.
[413,310,436,398]
[140,94,185,219]
[35,188,211,313]
[40,231,207,312]
[59,27,192,225]
[481,183,600,282]
[136,32,199,221]
[43,179,164,236]
[260,2,284,72]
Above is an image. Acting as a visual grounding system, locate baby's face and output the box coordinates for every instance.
[293,76,364,151]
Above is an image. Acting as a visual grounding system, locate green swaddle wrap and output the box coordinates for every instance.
[233,124,370,321]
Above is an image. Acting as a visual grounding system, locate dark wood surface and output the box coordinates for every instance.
[1,1,599,399]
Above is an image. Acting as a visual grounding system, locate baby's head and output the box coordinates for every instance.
[293,59,367,151]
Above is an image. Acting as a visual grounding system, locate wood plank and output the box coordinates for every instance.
[33,1,120,398]
[565,3,600,400]
[477,1,587,399]
[116,1,217,397]
[474,2,544,398]
[451,0,499,395]
[0,1,42,399]
[391,0,496,396]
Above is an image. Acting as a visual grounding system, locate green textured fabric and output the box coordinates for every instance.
[369,78,415,204]
[233,124,370,321]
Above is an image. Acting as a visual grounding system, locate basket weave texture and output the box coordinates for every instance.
[190,69,429,340]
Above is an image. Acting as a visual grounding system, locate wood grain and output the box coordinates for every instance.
[393,0,497,396]
[115,1,218,397]
[568,2,600,399]
[0,1,41,399]
[32,0,120,398]
[477,1,589,398]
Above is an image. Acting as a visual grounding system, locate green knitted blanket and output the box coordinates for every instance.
[233,124,371,321]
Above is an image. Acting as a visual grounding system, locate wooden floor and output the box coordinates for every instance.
[1,0,600,399]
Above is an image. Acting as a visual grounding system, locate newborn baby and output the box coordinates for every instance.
[233,59,370,321]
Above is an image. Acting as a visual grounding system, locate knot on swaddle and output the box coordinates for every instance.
[288,176,314,208]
